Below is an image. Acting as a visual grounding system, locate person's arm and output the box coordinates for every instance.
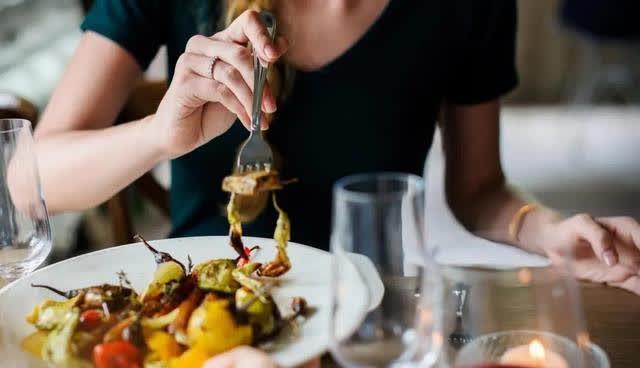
[441,100,640,294]
[27,9,286,215]
[34,32,161,213]
[441,100,558,251]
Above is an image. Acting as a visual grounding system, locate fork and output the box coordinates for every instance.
[448,282,473,350]
[235,11,277,173]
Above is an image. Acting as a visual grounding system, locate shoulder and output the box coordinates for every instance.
[81,0,173,69]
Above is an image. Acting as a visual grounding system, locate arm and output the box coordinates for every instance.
[30,11,286,214]
[34,32,162,213]
[440,100,558,253]
[442,100,640,293]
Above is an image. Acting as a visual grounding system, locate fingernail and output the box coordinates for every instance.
[265,44,277,58]
[267,98,277,113]
[603,250,618,267]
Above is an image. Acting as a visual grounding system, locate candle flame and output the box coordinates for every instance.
[529,339,546,361]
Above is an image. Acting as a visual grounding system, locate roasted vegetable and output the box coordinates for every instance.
[78,309,104,331]
[231,262,266,302]
[141,262,186,302]
[146,331,182,362]
[168,288,203,334]
[21,330,48,357]
[41,308,92,367]
[259,194,292,277]
[134,235,186,273]
[93,341,141,368]
[227,192,249,261]
[26,296,80,331]
[222,170,283,196]
[235,287,277,337]
[103,315,136,343]
[31,284,138,311]
[168,345,209,368]
[193,259,239,293]
[135,235,186,302]
[186,298,252,349]
[141,308,179,329]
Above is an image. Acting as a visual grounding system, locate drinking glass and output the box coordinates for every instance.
[0,119,51,285]
[438,266,609,368]
[329,173,442,367]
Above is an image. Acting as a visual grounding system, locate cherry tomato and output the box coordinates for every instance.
[79,309,104,330]
[93,341,141,368]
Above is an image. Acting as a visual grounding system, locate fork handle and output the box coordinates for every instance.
[251,11,277,132]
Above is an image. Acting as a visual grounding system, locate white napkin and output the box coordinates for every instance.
[425,132,550,270]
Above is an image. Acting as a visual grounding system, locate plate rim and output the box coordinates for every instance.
[0,235,330,295]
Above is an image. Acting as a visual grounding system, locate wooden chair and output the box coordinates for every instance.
[109,80,169,244]
[0,91,38,122]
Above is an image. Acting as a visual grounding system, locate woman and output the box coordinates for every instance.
[34,0,640,289]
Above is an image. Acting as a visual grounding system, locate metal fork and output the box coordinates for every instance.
[448,282,472,350]
[235,11,276,173]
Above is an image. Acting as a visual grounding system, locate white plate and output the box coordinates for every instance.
[0,236,367,367]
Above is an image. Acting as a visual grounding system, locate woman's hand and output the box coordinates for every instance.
[204,346,320,368]
[152,10,288,159]
[541,214,640,293]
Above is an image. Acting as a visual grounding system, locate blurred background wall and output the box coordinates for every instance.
[0,0,638,259]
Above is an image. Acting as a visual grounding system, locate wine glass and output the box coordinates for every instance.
[438,265,609,368]
[329,173,442,367]
[0,119,51,286]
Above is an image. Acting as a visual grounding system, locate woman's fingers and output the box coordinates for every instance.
[215,10,288,62]
[574,258,640,295]
[204,346,277,368]
[597,217,640,251]
[188,74,251,127]
[571,214,618,267]
[212,61,253,119]
[177,53,275,129]
[607,274,640,295]
[184,37,277,112]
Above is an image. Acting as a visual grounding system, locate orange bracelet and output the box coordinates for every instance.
[509,203,538,243]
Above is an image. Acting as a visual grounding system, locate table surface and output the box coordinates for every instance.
[580,282,640,368]
[323,282,640,367]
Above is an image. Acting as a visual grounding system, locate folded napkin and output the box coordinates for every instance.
[425,132,550,270]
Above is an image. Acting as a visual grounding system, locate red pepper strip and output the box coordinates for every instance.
[79,309,104,331]
[236,245,261,267]
[93,341,141,368]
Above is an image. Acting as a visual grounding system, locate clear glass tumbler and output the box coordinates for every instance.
[0,119,51,285]
[329,173,441,367]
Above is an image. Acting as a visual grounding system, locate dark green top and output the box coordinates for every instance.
[82,0,517,250]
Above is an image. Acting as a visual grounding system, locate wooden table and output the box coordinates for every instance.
[581,283,640,368]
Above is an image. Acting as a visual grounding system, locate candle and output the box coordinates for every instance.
[499,339,569,368]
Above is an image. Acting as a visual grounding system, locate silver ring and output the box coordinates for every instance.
[209,56,219,79]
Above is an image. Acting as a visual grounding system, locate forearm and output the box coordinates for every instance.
[449,183,562,255]
[35,115,164,213]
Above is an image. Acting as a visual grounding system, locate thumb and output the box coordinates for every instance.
[204,346,277,368]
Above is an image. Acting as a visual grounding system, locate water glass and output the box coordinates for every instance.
[329,173,441,367]
[0,119,51,284]
[439,266,605,368]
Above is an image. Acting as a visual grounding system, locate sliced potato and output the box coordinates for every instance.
[222,170,282,195]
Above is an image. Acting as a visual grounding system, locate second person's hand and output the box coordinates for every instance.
[151,10,288,159]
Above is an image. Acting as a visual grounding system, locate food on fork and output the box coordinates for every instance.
[221,170,287,196]
[223,169,294,278]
